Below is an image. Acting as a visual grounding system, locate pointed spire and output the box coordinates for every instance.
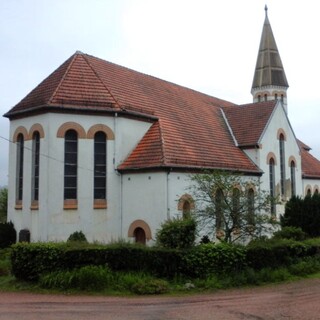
[251,6,289,112]
[252,7,288,90]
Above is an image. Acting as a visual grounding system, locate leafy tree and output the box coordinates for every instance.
[67,231,88,243]
[156,216,197,249]
[189,170,276,243]
[0,188,8,222]
[282,194,320,238]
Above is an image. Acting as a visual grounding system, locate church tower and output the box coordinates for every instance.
[251,6,289,113]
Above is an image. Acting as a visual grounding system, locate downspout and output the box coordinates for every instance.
[114,112,123,237]
[166,170,171,220]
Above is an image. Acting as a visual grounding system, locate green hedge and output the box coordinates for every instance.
[10,243,183,281]
[182,243,247,278]
[246,238,320,269]
[11,239,320,282]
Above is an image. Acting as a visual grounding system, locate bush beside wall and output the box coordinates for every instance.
[10,239,320,282]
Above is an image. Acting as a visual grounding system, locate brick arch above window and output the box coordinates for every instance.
[128,220,152,240]
[288,156,297,167]
[305,185,312,196]
[277,129,287,141]
[87,124,115,140]
[56,122,86,138]
[178,194,195,211]
[245,183,257,193]
[13,126,29,142]
[29,123,45,140]
[266,152,277,165]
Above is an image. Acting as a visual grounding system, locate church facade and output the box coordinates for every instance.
[4,8,320,244]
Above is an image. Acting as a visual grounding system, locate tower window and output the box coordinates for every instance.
[279,134,286,197]
[290,160,296,197]
[275,93,278,100]
[258,95,261,102]
[269,158,276,215]
[264,94,267,101]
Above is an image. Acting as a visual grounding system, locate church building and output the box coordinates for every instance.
[4,7,320,244]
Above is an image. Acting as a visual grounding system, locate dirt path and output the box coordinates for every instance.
[0,278,320,320]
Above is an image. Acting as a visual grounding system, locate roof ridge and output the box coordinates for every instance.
[81,54,121,109]
[157,120,167,165]
[48,52,78,104]
[82,53,236,107]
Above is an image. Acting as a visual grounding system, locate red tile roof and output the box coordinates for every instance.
[223,101,277,147]
[4,52,268,173]
[297,141,320,179]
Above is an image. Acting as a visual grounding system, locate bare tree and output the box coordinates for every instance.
[189,170,277,243]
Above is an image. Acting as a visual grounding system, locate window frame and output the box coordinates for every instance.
[31,131,40,209]
[279,134,286,198]
[93,131,107,209]
[64,129,78,209]
[15,133,24,209]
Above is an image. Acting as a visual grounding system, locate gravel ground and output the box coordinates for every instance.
[0,278,319,320]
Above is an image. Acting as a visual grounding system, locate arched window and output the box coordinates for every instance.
[94,131,107,203]
[64,130,78,204]
[290,160,296,197]
[275,93,278,100]
[279,134,286,197]
[258,95,261,102]
[264,94,267,101]
[307,188,312,196]
[182,201,191,218]
[269,158,276,215]
[215,189,224,230]
[247,188,255,225]
[232,188,240,227]
[16,133,24,205]
[31,132,40,206]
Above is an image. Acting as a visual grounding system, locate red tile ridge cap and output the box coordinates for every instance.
[47,53,77,105]
[82,53,121,109]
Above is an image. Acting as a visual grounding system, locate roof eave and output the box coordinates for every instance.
[3,104,159,122]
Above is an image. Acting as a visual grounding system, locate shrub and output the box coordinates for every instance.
[0,249,11,276]
[40,265,112,291]
[67,231,87,243]
[288,257,320,276]
[246,238,312,270]
[182,243,247,278]
[156,217,197,249]
[0,222,16,249]
[273,227,306,241]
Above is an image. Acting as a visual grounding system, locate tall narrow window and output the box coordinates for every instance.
[16,133,24,206]
[290,160,296,197]
[94,132,106,205]
[215,188,224,230]
[279,134,286,197]
[182,201,191,218]
[64,130,78,203]
[232,188,240,228]
[269,158,276,215]
[247,188,255,225]
[31,132,40,207]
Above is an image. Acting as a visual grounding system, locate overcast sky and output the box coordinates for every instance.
[1,0,320,186]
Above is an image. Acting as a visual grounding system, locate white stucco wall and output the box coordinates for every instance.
[7,112,153,242]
